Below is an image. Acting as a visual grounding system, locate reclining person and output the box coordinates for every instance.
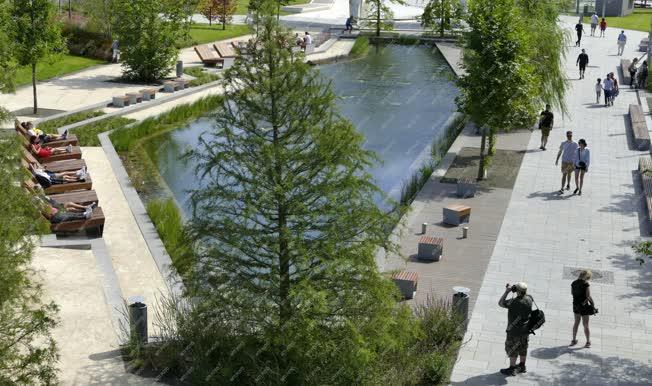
[29,135,72,158]
[20,121,68,144]
[40,196,96,224]
[28,162,87,186]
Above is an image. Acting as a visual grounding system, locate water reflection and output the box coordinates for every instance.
[150,44,458,214]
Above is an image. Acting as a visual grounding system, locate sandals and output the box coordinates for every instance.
[570,339,578,346]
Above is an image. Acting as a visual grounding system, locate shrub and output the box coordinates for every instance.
[146,198,194,276]
[184,67,220,86]
[350,36,370,58]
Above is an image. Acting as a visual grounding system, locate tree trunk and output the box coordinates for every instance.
[277,2,281,22]
[376,4,381,37]
[440,2,445,37]
[488,131,496,156]
[223,2,226,30]
[477,132,486,180]
[32,63,38,114]
[68,0,71,20]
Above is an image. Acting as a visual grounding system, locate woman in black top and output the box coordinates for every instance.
[571,270,595,347]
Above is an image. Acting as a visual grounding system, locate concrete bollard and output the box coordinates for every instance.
[176,60,184,78]
[128,296,148,344]
[462,226,469,238]
[421,223,427,234]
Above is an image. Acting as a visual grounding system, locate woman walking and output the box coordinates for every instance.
[573,139,590,195]
[571,270,596,348]
[599,18,607,37]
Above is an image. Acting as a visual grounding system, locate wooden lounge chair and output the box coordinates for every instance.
[37,175,92,195]
[23,179,99,206]
[22,148,86,173]
[194,45,224,67]
[214,42,238,58]
[15,120,78,147]
[26,142,82,163]
[50,206,105,237]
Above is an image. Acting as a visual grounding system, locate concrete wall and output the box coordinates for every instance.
[595,0,635,17]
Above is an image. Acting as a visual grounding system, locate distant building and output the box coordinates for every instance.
[595,0,635,17]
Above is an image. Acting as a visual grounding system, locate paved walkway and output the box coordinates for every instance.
[451,16,652,385]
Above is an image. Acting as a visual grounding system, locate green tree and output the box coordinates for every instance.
[420,0,464,37]
[0,138,59,384]
[180,17,425,384]
[112,0,193,82]
[198,0,219,26]
[0,0,16,122]
[10,0,65,114]
[457,0,538,179]
[199,0,236,29]
[79,0,116,39]
[365,0,405,37]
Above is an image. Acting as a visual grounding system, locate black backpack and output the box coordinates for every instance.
[528,296,545,335]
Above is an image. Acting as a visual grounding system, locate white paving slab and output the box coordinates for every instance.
[451,16,652,385]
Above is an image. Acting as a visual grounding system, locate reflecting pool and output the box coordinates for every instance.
[149,44,459,214]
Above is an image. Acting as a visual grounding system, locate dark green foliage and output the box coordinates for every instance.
[420,0,465,37]
[633,241,652,264]
[112,0,193,81]
[37,110,105,133]
[69,116,135,146]
[146,198,195,276]
[184,67,220,86]
[0,137,59,385]
[10,0,66,113]
[350,35,370,58]
[0,0,16,122]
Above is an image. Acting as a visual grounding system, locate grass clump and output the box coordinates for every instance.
[37,110,105,133]
[182,24,251,47]
[350,36,370,58]
[110,95,223,151]
[69,116,136,146]
[184,67,220,86]
[146,198,194,276]
[15,54,105,87]
[583,8,652,32]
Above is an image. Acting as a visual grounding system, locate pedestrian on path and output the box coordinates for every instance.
[345,16,353,33]
[599,18,607,37]
[595,78,602,104]
[111,40,119,63]
[637,60,649,89]
[575,22,585,46]
[590,13,599,36]
[570,270,596,348]
[499,282,532,376]
[602,75,614,106]
[573,139,590,195]
[629,58,639,87]
[576,49,589,79]
[617,30,627,55]
[538,104,554,150]
[610,73,619,104]
[555,131,578,194]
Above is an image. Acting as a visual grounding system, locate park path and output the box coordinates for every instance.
[450,15,652,385]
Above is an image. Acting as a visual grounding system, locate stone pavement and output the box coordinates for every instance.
[451,16,652,385]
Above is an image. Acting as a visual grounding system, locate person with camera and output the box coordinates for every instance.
[571,270,596,348]
[498,282,532,376]
[573,139,590,196]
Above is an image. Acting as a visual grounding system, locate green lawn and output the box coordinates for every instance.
[184,24,252,47]
[583,9,652,32]
[15,54,106,87]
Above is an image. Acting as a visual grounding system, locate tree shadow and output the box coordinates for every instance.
[450,372,508,386]
[527,190,573,201]
[605,249,652,308]
[598,174,649,237]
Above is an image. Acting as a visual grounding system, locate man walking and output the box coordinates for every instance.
[602,75,614,106]
[575,22,585,47]
[617,30,627,56]
[111,40,119,63]
[538,104,554,150]
[499,282,533,376]
[590,12,598,36]
[556,131,578,194]
[576,49,589,79]
[629,58,639,88]
[638,61,649,89]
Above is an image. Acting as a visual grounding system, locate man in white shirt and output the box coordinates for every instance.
[303,32,312,52]
[555,131,578,194]
[617,31,627,56]
[590,13,599,36]
[602,76,614,106]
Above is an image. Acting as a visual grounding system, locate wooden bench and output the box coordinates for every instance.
[629,104,650,150]
[194,45,224,67]
[417,235,443,261]
[163,81,180,93]
[639,156,652,230]
[40,175,92,195]
[214,42,238,68]
[391,271,418,299]
[621,59,633,85]
[23,148,86,173]
[457,177,477,198]
[50,206,105,237]
[29,144,82,163]
[112,95,130,108]
[15,119,78,147]
[443,204,471,226]
[126,92,143,105]
[174,79,190,90]
[140,88,158,101]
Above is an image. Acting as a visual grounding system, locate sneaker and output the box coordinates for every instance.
[566,184,570,190]
[66,144,72,153]
[517,363,527,374]
[539,146,544,150]
[542,147,546,151]
[573,188,579,194]
[559,189,564,194]
[500,366,516,376]
[84,207,93,219]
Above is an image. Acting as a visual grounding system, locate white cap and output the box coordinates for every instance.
[515,282,528,292]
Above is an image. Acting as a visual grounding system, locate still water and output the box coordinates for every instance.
[149,44,459,213]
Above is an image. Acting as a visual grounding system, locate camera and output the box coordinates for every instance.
[510,285,518,293]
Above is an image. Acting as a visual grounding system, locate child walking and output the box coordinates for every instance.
[595,78,602,104]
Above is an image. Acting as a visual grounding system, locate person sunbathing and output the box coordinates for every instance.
[29,135,72,158]
[28,162,87,186]
[20,121,68,144]
[41,197,96,224]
